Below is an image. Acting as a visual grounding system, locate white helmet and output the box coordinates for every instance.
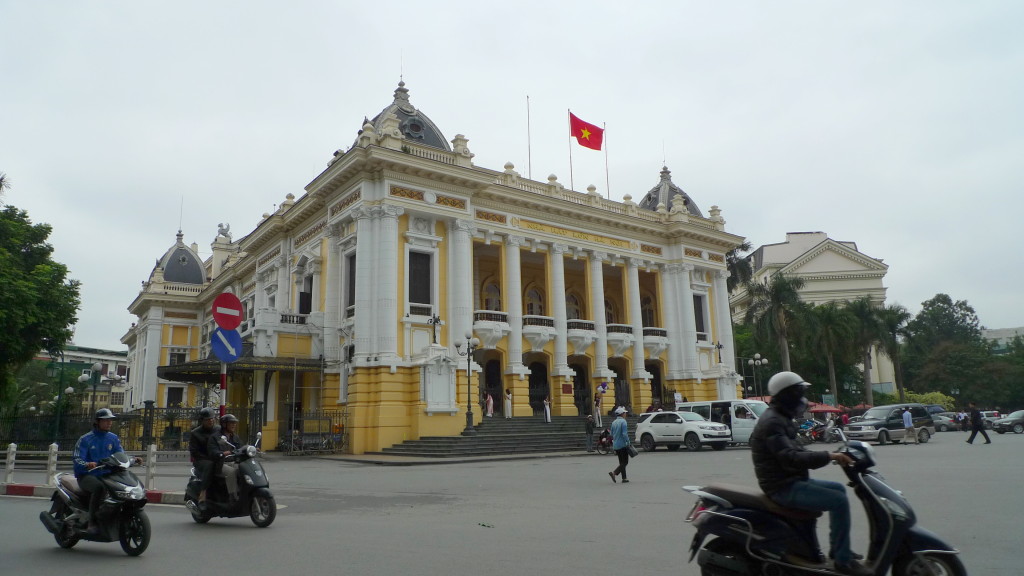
[767,371,811,396]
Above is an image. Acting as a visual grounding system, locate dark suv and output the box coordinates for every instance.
[993,410,1024,434]
[844,403,936,444]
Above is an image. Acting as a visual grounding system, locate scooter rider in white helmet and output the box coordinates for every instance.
[749,371,872,576]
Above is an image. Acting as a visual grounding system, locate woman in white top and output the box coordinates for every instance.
[504,389,513,419]
[543,396,552,423]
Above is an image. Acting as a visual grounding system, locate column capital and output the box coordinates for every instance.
[381,204,404,219]
[628,257,645,268]
[353,206,374,220]
[452,218,475,233]
[506,234,525,247]
[327,222,345,239]
[682,263,695,272]
[551,243,569,255]
[591,251,608,262]
[665,262,686,274]
[716,269,731,280]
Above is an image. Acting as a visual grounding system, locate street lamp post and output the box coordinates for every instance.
[747,354,768,398]
[79,362,104,414]
[46,349,75,443]
[455,330,480,437]
[427,313,442,345]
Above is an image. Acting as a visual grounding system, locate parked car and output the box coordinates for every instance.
[634,411,730,452]
[981,410,1002,429]
[993,410,1024,434]
[931,414,957,432]
[844,403,936,444]
[924,404,946,415]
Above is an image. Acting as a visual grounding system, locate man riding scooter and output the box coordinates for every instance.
[72,409,141,533]
[188,408,219,510]
[210,414,242,501]
[749,372,872,576]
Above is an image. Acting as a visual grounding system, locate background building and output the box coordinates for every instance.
[122,82,746,453]
[729,231,895,393]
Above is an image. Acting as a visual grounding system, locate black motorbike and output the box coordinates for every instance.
[683,433,965,576]
[185,432,276,527]
[39,452,151,556]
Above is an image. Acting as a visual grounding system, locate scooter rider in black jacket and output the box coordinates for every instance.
[188,408,219,510]
[749,371,872,576]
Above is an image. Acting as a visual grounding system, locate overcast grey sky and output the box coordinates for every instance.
[2,1,1021,351]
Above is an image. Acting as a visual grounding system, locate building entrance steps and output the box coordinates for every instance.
[375,416,637,458]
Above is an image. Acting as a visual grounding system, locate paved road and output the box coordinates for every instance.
[1,431,1019,575]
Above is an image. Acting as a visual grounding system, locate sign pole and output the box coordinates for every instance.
[219,362,227,418]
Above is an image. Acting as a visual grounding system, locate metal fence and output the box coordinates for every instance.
[278,409,348,455]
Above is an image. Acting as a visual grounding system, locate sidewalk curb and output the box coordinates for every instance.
[2,483,187,505]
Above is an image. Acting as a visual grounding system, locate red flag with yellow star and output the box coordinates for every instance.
[569,112,604,150]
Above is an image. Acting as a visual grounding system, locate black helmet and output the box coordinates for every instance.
[198,407,216,420]
[221,414,239,423]
[95,408,117,420]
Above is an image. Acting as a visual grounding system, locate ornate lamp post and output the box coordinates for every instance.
[455,330,480,436]
[46,349,75,443]
[79,361,104,414]
[747,354,768,398]
[427,313,442,345]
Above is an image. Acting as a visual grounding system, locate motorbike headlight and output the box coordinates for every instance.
[244,474,255,486]
[116,486,146,500]
[246,445,258,458]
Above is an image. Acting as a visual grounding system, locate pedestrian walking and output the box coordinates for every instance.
[585,415,595,452]
[902,407,918,444]
[593,393,603,427]
[543,396,552,423]
[485,393,494,417]
[608,407,632,483]
[966,402,992,444]
[504,388,512,419]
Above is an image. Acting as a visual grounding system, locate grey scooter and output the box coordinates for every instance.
[185,432,276,527]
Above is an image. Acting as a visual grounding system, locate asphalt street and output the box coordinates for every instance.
[1,430,1020,575]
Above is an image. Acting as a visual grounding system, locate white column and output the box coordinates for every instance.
[450,220,475,354]
[323,224,342,363]
[376,205,404,362]
[504,235,527,375]
[677,264,699,378]
[550,244,573,378]
[310,259,322,312]
[143,320,162,403]
[353,207,376,362]
[627,258,652,379]
[714,270,736,371]
[662,264,686,379]
[589,252,614,379]
[275,254,289,312]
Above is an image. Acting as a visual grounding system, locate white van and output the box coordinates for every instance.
[674,399,770,444]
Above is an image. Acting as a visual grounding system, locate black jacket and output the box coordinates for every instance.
[749,405,831,495]
[189,424,220,462]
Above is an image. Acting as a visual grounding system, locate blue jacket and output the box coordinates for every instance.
[611,416,630,450]
[73,428,125,478]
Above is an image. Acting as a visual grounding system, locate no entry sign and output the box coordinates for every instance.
[212,292,244,330]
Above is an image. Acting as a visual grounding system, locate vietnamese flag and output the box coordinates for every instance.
[569,112,604,150]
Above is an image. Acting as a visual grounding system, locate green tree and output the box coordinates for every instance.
[903,294,986,393]
[743,273,806,372]
[805,302,857,405]
[877,304,912,402]
[0,202,81,411]
[846,297,882,406]
[726,241,753,293]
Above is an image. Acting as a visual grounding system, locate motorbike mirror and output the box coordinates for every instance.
[255,431,262,448]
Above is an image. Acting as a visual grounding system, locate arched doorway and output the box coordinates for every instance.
[608,359,630,413]
[484,359,504,416]
[528,362,549,416]
[569,361,590,416]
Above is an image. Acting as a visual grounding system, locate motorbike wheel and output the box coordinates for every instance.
[52,507,79,549]
[700,538,753,576]
[187,498,211,524]
[250,495,276,528]
[119,511,151,556]
[894,552,967,576]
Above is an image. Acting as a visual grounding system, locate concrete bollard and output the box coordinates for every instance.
[4,443,16,484]
[47,443,59,486]
[145,444,157,490]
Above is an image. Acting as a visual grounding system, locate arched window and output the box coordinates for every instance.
[482,283,502,311]
[526,288,545,316]
[604,299,618,324]
[565,293,582,320]
[641,295,657,327]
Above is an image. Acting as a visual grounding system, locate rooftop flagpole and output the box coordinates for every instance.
[603,122,610,200]
[527,95,533,180]
[567,109,575,192]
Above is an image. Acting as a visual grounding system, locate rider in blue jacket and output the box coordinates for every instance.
[73,409,126,532]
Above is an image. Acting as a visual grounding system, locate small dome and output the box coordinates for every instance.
[357,81,452,151]
[155,230,206,285]
[637,166,703,217]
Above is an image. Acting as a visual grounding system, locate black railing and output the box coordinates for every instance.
[567,320,595,331]
[523,316,555,328]
[607,324,633,334]
[474,311,509,323]
[643,327,668,338]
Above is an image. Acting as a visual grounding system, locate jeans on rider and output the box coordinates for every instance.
[78,474,106,527]
[770,478,854,565]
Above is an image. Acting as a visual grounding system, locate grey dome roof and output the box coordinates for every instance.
[360,81,451,151]
[637,166,703,217]
[156,230,206,285]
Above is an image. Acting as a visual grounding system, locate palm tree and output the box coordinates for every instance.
[726,241,753,293]
[743,273,806,371]
[846,296,883,406]
[0,172,9,202]
[877,304,912,403]
[806,302,856,405]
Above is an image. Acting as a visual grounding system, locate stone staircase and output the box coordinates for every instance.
[375,415,637,458]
